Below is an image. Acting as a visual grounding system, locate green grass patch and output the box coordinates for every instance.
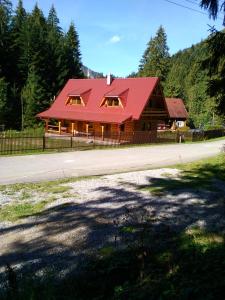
[143,154,225,195]
[0,175,98,194]
[0,196,56,222]
[38,185,72,194]
[181,227,224,252]
[20,190,32,200]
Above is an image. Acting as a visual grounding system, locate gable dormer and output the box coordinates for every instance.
[100,88,129,108]
[66,88,91,106]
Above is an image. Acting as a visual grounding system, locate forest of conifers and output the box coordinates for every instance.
[0,0,225,130]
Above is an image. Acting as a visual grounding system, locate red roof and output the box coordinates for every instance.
[165,98,188,119]
[38,110,131,124]
[104,87,129,97]
[37,77,159,124]
[68,88,91,96]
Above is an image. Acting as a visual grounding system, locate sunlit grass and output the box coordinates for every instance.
[142,154,225,195]
[0,196,57,222]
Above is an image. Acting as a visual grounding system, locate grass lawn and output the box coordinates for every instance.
[142,154,225,196]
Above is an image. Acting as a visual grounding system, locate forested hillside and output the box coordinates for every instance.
[0,0,84,129]
[137,26,225,129]
[164,41,215,128]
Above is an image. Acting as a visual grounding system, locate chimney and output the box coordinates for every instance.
[107,73,112,85]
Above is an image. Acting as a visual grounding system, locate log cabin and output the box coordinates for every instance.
[37,75,185,143]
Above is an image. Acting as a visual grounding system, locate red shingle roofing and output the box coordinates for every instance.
[37,77,159,124]
[165,98,188,119]
[37,110,131,124]
[104,87,129,97]
[68,88,91,96]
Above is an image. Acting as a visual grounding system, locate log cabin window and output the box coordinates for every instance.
[106,97,119,107]
[148,98,164,109]
[66,96,83,106]
[101,97,121,107]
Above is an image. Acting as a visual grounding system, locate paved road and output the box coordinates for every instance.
[0,139,224,184]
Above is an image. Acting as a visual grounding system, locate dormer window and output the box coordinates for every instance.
[66,96,83,106]
[71,96,82,105]
[105,97,120,107]
[66,88,91,106]
[100,88,129,108]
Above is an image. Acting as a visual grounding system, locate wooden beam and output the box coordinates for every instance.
[86,123,89,138]
[59,121,61,134]
[71,122,75,136]
[101,125,104,140]
[45,119,49,133]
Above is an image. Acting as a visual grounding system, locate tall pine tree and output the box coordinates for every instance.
[46,5,68,97]
[0,1,85,129]
[21,65,45,128]
[65,22,84,79]
[138,26,170,82]
[0,77,8,125]
[0,0,12,78]
[11,0,27,86]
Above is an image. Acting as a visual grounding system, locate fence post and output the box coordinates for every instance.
[70,136,73,148]
[42,136,45,151]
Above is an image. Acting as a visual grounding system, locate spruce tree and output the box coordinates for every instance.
[203,31,225,117]
[47,4,61,32]
[0,1,87,129]
[138,43,150,73]
[46,5,68,97]
[9,0,27,128]
[138,26,170,82]
[19,4,48,81]
[0,77,8,125]
[65,22,84,79]
[11,0,27,86]
[21,65,45,128]
[199,1,225,118]
[0,0,12,78]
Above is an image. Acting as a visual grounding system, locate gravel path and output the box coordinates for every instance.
[1,166,225,275]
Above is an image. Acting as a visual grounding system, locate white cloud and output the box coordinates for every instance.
[109,35,121,44]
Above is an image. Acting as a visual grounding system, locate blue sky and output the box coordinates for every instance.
[11,0,224,77]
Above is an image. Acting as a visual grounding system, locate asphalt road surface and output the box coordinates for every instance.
[0,139,224,184]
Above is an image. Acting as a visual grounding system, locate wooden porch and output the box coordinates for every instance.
[43,119,158,144]
[44,119,127,140]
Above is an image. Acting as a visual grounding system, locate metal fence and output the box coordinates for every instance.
[0,129,224,155]
[157,129,225,143]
